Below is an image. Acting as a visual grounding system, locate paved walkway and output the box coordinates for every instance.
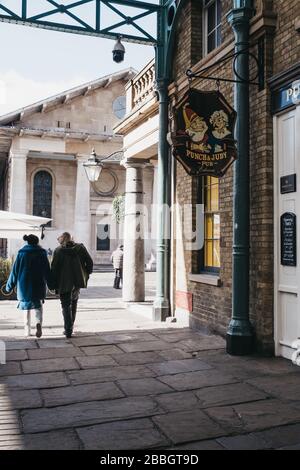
[1,273,300,450]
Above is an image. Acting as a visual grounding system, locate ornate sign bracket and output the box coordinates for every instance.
[186,39,265,91]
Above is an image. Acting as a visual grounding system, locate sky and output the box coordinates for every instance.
[0,0,158,114]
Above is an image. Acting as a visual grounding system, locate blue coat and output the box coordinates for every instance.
[6,245,51,302]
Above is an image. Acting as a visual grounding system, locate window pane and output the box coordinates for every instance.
[216,26,222,47]
[205,179,211,211]
[207,31,216,53]
[217,0,222,24]
[211,182,219,212]
[205,215,213,239]
[208,4,215,33]
[205,241,213,267]
[33,171,52,227]
[213,240,221,268]
[97,224,110,251]
[214,214,220,239]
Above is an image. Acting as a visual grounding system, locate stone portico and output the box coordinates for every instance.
[114,60,159,303]
[0,69,155,268]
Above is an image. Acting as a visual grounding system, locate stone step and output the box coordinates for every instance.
[93,264,114,273]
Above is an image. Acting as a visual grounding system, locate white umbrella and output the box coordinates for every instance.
[0,211,52,239]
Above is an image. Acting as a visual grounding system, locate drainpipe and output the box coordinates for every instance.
[226,0,255,355]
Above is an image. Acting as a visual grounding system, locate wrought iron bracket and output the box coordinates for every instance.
[186,38,265,91]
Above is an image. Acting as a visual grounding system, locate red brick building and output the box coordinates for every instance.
[169,0,300,358]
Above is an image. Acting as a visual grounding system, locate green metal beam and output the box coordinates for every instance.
[0,0,160,45]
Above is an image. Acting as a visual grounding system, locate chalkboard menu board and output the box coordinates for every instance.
[281,212,297,267]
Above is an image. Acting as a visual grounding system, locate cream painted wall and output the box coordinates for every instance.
[22,81,128,136]
[26,157,77,252]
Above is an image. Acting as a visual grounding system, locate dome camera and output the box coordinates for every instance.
[113,37,125,63]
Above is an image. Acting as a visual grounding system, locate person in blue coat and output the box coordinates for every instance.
[6,234,52,338]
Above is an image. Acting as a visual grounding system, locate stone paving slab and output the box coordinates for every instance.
[80,345,124,356]
[76,418,170,450]
[27,347,84,360]
[152,331,206,343]
[75,355,118,369]
[169,440,225,450]
[21,358,80,374]
[147,359,212,376]
[205,399,300,434]
[217,423,300,450]
[251,423,300,449]
[4,341,38,351]
[6,350,28,361]
[154,391,200,413]
[72,332,158,347]
[102,332,159,343]
[4,372,69,390]
[21,396,163,433]
[6,389,42,409]
[157,349,192,361]
[195,383,269,408]
[217,433,271,450]
[23,430,81,450]
[117,378,174,396]
[178,337,226,352]
[246,373,300,401]
[37,339,73,349]
[68,365,155,386]
[41,382,124,407]
[280,443,300,450]
[209,358,298,381]
[242,357,298,375]
[0,362,22,377]
[117,340,174,353]
[158,370,239,391]
[153,409,226,444]
[111,351,166,366]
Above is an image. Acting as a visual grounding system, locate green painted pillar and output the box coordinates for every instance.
[153,1,171,321]
[226,0,255,355]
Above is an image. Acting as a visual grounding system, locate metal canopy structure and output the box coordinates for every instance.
[0,0,160,45]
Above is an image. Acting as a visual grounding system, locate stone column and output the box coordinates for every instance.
[9,150,27,214]
[122,159,147,302]
[74,155,91,251]
[150,160,158,271]
[8,149,28,256]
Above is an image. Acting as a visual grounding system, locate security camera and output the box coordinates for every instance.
[113,37,125,63]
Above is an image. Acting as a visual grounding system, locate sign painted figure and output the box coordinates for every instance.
[171,88,237,177]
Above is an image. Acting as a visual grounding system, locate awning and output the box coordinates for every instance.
[0,211,52,240]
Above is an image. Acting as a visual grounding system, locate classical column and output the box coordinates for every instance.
[8,149,28,256]
[9,150,27,214]
[74,155,91,250]
[122,159,147,302]
[149,159,158,271]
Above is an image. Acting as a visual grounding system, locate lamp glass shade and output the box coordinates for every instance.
[83,162,103,183]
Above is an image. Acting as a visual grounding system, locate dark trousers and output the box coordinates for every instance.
[60,288,80,335]
[113,269,123,289]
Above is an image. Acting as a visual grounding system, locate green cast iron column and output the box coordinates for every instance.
[226,0,255,355]
[153,0,171,321]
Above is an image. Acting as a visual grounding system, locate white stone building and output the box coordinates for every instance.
[0,69,155,266]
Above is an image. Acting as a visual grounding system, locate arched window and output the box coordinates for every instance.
[33,171,53,225]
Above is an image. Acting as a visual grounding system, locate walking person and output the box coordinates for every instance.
[51,232,93,338]
[111,245,123,289]
[6,234,51,338]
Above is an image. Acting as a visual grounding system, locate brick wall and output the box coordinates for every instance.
[171,0,300,355]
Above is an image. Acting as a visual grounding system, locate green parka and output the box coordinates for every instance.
[51,242,93,294]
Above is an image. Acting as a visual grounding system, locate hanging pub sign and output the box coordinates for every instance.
[171,88,237,177]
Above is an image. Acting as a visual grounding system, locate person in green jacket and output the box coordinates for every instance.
[51,232,93,338]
